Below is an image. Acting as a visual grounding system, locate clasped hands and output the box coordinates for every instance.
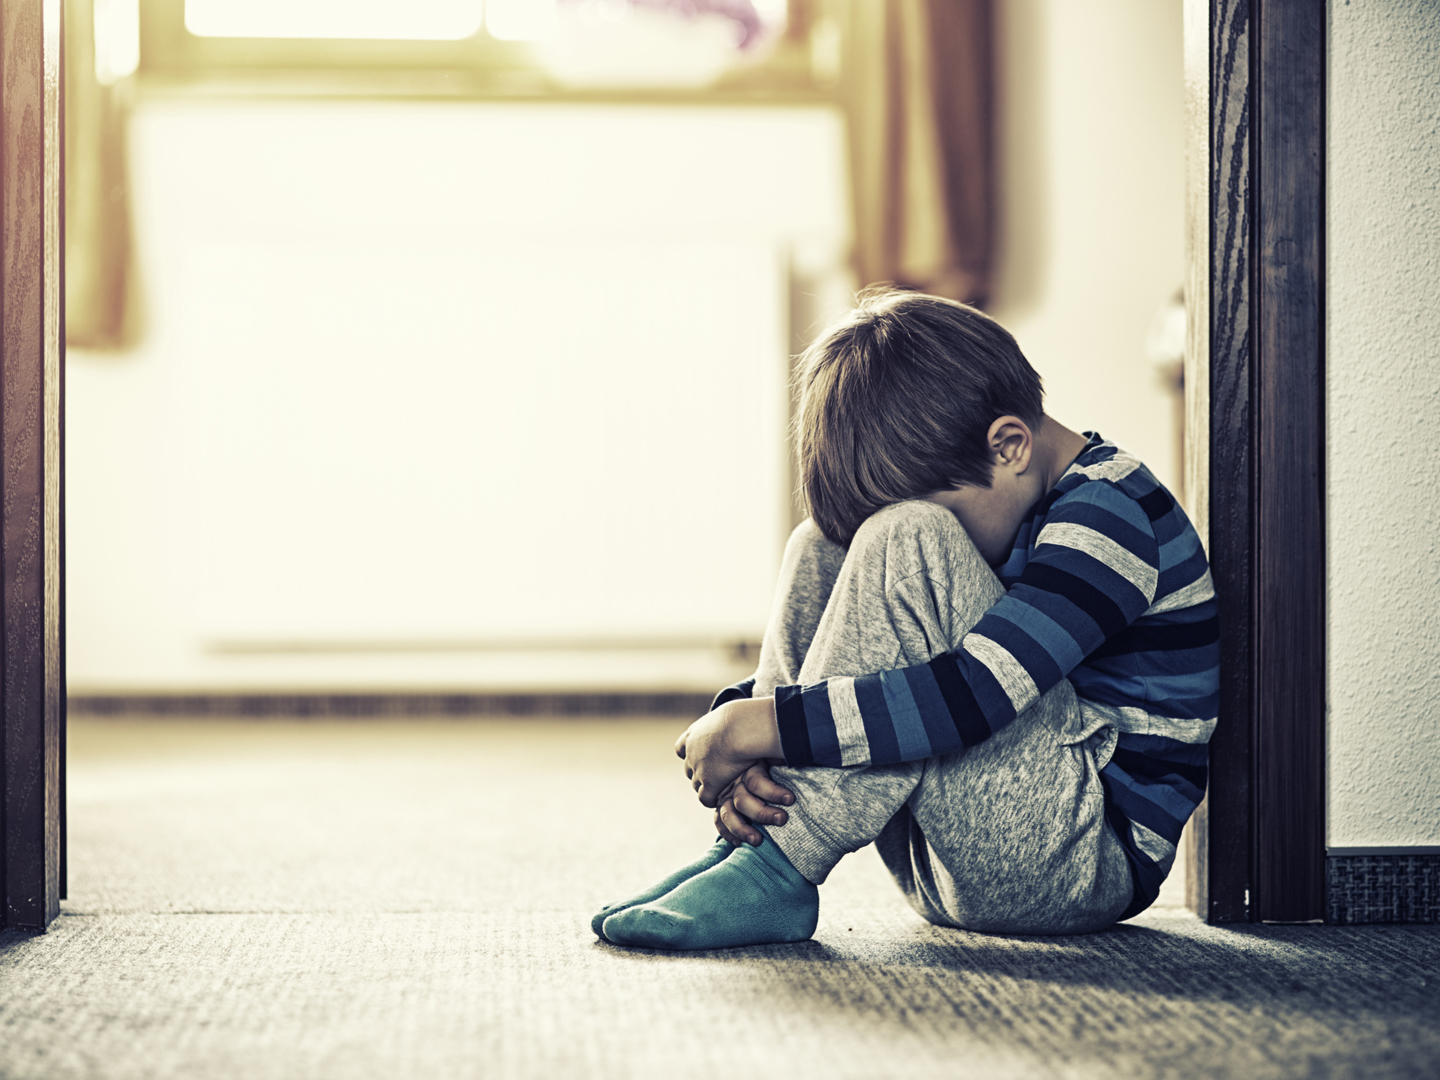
[673,696,793,848]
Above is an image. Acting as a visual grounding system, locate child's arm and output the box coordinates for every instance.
[674,699,795,845]
[673,697,781,806]
[772,480,1183,771]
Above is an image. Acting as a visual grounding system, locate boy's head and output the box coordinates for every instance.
[795,287,1045,547]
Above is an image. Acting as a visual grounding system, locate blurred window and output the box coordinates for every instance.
[143,0,837,98]
[185,1,486,41]
[94,0,142,83]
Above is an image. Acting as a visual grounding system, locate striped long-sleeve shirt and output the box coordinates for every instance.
[722,435,1219,918]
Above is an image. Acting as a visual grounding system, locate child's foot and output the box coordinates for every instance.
[591,837,733,940]
[601,829,818,949]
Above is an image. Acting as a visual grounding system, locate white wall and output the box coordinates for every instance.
[67,101,851,693]
[1326,0,1440,847]
[990,0,1186,495]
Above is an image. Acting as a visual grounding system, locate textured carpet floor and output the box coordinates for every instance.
[1,717,1436,1080]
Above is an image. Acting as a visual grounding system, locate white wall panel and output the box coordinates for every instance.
[68,101,851,690]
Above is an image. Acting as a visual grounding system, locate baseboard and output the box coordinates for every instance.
[1326,851,1440,925]
[67,691,716,720]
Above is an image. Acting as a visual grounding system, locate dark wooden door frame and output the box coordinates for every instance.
[1192,0,1327,924]
[1,0,65,933]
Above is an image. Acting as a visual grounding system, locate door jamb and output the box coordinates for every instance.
[1186,0,1327,924]
[0,0,65,934]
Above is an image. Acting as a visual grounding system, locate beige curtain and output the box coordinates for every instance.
[65,0,137,348]
[845,0,994,306]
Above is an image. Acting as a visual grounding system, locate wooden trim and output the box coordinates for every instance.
[1196,0,1326,924]
[58,0,67,901]
[1,0,65,932]
[1181,0,1213,919]
[1252,0,1325,923]
[68,691,718,719]
[1202,0,1255,924]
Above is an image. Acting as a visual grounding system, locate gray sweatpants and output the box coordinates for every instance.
[752,500,1134,935]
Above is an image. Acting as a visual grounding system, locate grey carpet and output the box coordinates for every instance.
[1,717,1437,1080]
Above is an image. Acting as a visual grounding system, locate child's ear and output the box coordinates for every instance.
[987,416,1034,472]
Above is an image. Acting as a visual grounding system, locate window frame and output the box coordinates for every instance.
[137,0,845,106]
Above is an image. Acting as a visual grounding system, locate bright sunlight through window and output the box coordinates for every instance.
[184,0,485,40]
[94,0,140,83]
[485,0,557,42]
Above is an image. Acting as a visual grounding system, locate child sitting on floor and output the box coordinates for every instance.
[594,288,1219,949]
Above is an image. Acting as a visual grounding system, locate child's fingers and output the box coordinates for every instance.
[742,767,795,807]
[717,799,762,847]
[695,777,722,808]
[712,809,743,847]
[731,783,789,828]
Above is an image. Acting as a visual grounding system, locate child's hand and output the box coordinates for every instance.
[713,763,795,847]
[674,697,784,808]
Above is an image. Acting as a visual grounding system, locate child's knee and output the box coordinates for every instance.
[847,500,997,614]
[785,516,846,562]
[850,499,969,559]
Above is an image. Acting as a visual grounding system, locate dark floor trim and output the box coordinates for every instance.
[1327,854,1440,925]
[68,692,715,720]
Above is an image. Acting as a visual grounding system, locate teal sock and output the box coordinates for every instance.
[601,828,818,950]
[591,837,733,941]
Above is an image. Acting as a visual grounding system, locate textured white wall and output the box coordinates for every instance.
[1327,0,1440,846]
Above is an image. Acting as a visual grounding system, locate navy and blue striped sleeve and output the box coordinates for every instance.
[775,481,1161,768]
[710,677,756,713]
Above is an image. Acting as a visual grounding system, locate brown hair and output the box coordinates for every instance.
[795,287,1045,546]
